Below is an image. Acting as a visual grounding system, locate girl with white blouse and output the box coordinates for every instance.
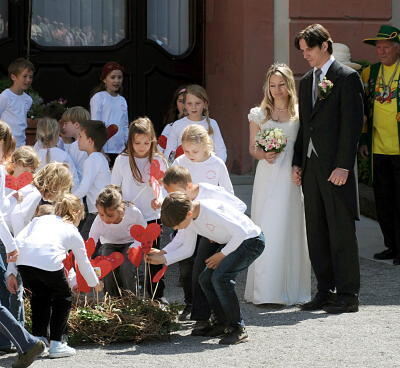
[90,61,128,166]
[164,84,227,162]
[89,185,146,296]
[111,117,167,301]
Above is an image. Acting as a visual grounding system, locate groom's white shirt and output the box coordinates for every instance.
[307,55,336,158]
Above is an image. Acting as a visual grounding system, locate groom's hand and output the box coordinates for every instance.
[292,166,302,186]
[328,168,349,186]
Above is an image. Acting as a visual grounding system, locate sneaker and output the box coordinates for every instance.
[48,341,76,359]
[36,337,49,356]
[219,327,248,345]
[155,296,169,305]
[178,305,192,321]
[191,320,212,336]
[12,340,45,368]
[205,323,226,337]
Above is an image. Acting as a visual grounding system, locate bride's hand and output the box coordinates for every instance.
[264,151,279,163]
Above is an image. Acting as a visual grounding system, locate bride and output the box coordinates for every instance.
[244,63,311,305]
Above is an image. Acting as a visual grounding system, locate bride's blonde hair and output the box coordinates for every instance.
[259,63,298,122]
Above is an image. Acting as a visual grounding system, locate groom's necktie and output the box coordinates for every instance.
[313,68,322,106]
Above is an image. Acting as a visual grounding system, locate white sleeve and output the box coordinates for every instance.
[5,262,18,277]
[88,215,102,243]
[217,161,234,194]
[111,156,124,186]
[220,222,248,256]
[64,154,80,189]
[72,156,96,199]
[163,228,197,265]
[90,93,103,121]
[68,231,98,287]
[0,93,8,117]
[211,121,227,162]
[162,230,185,253]
[164,123,179,161]
[122,99,129,145]
[10,190,41,235]
[0,219,17,253]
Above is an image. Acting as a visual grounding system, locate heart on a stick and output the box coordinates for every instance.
[152,265,168,283]
[127,246,143,267]
[150,160,164,181]
[106,124,119,140]
[85,238,96,258]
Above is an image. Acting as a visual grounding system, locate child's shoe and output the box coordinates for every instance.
[12,340,45,368]
[218,326,248,345]
[178,304,192,321]
[205,323,226,337]
[36,336,49,356]
[48,341,76,359]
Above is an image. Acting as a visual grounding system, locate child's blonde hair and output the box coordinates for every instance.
[181,124,214,156]
[55,193,84,224]
[0,120,16,162]
[126,117,159,183]
[33,162,72,201]
[61,106,90,124]
[184,85,213,135]
[96,184,127,211]
[9,146,40,173]
[36,118,60,165]
[35,204,55,217]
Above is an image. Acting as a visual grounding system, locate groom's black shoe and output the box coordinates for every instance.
[300,291,335,311]
[323,295,359,314]
[374,249,395,260]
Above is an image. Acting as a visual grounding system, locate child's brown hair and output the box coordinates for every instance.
[163,166,192,187]
[79,120,108,152]
[8,58,35,78]
[161,192,192,228]
[55,193,84,224]
[0,120,16,162]
[96,184,127,211]
[33,162,72,202]
[9,146,40,173]
[61,106,90,124]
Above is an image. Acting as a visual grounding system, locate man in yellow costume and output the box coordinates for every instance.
[360,25,400,264]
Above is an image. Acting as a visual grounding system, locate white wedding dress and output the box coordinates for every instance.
[245,107,311,305]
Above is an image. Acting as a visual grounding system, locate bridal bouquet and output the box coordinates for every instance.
[255,127,287,153]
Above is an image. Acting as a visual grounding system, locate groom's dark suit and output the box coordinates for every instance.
[293,60,364,296]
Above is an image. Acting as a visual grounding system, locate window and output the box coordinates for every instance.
[31,0,126,47]
[0,0,8,40]
[147,0,190,55]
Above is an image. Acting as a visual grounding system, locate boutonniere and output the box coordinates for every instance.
[318,77,334,99]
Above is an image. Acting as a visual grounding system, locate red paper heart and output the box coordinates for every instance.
[152,265,168,283]
[127,246,143,267]
[75,266,91,293]
[99,252,125,270]
[150,160,164,181]
[158,135,167,149]
[130,223,161,244]
[63,252,74,272]
[85,238,96,258]
[5,172,33,191]
[91,258,113,279]
[175,145,184,158]
[107,124,119,140]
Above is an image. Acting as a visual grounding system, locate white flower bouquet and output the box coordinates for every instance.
[255,127,287,153]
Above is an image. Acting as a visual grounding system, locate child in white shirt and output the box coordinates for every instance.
[0,59,34,147]
[73,120,111,240]
[147,192,264,345]
[162,165,244,325]
[173,124,233,193]
[34,117,79,188]
[89,185,146,296]
[111,117,167,300]
[164,84,227,162]
[7,194,101,359]
[61,106,90,182]
[90,62,128,165]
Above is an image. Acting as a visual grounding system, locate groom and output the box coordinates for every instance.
[292,24,364,313]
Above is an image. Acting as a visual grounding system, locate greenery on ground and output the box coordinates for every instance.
[24,292,181,346]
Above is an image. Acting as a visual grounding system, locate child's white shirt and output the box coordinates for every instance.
[161,183,247,254]
[173,154,233,194]
[89,204,146,245]
[90,91,129,154]
[4,184,41,236]
[164,116,227,162]
[0,89,32,147]
[111,154,166,221]
[73,152,111,213]
[13,215,98,286]
[64,141,88,182]
[36,147,79,188]
[0,165,17,252]
[163,199,261,265]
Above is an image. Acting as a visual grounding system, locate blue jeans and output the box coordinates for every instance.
[199,233,265,328]
[0,305,39,354]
